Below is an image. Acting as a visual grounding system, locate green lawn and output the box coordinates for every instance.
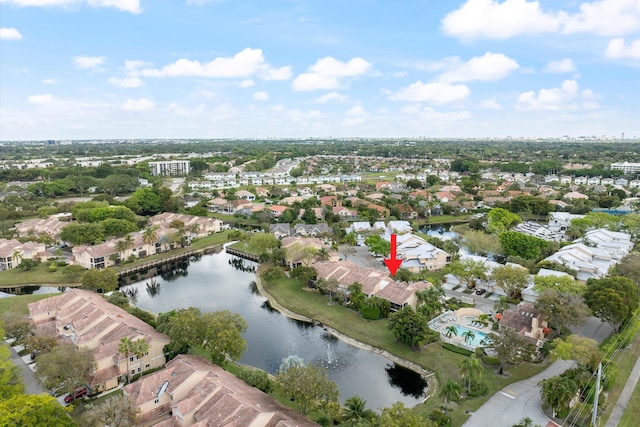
[0,263,82,288]
[0,293,58,317]
[618,380,640,427]
[264,275,548,425]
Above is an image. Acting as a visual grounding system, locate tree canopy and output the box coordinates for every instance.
[388,306,435,348]
[275,364,339,415]
[35,344,93,398]
[584,276,639,332]
[81,268,119,293]
[0,394,76,427]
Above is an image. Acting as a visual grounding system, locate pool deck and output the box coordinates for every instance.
[429,310,494,349]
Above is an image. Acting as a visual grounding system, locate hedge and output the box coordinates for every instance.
[441,342,473,356]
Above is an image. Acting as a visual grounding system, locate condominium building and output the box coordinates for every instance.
[611,162,640,174]
[149,160,190,176]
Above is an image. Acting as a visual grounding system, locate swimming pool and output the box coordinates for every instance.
[446,325,490,348]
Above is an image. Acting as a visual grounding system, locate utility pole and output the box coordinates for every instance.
[592,362,602,426]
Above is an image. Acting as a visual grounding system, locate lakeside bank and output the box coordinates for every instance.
[253,267,439,403]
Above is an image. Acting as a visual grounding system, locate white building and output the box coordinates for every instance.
[611,162,640,174]
[149,160,190,176]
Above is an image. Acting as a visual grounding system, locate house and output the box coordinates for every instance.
[181,197,200,209]
[547,212,585,233]
[393,233,451,272]
[28,289,170,394]
[15,213,71,242]
[269,224,292,239]
[319,195,338,207]
[573,177,587,185]
[255,187,270,197]
[292,223,331,238]
[281,236,332,267]
[149,213,223,237]
[124,354,317,427]
[499,301,548,343]
[269,205,289,218]
[225,199,253,213]
[332,206,358,219]
[387,220,412,235]
[0,239,46,270]
[236,190,256,201]
[563,191,589,200]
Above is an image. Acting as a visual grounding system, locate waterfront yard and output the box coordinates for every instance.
[0,293,58,316]
[264,274,548,424]
[0,263,79,288]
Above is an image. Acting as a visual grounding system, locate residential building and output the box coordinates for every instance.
[498,302,548,345]
[611,162,640,174]
[393,233,451,272]
[124,354,317,426]
[547,212,585,233]
[28,289,170,394]
[0,239,46,270]
[149,160,190,176]
[14,213,72,242]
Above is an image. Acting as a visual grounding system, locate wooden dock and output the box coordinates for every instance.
[117,246,221,277]
[225,246,260,262]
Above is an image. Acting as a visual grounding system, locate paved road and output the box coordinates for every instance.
[462,360,575,427]
[8,345,47,395]
[605,350,640,427]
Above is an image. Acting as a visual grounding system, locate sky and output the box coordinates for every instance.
[0,0,639,141]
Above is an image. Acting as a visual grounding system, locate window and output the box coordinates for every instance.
[138,367,141,373]
[129,356,134,362]
[154,398,159,404]
[145,364,150,369]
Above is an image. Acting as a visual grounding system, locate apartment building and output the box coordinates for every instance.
[149,160,190,176]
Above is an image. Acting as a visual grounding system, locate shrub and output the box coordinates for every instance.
[48,264,57,273]
[361,305,381,320]
[482,356,501,366]
[467,382,488,397]
[238,368,273,393]
[441,343,473,356]
[429,409,451,426]
[125,306,157,328]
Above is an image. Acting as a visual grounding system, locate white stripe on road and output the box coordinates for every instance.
[499,391,516,399]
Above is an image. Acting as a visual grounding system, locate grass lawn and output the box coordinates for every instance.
[0,293,60,317]
[69,389,124,424]
[0,262,82,288]
[599,317,640,426]
[265,275,548,424]
[618,380,640,427]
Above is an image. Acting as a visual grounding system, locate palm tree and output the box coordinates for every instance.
[462,330,475,346]
[317,247,331,261]
[439,379,462,415]
[459,354,483,393]
[341,396,375,426]
[493,296,510,314]
[132,339,150,374]
[118,337,133,384]
[141,226,159,247]
[444,325,458,339]
[187,223,200,238]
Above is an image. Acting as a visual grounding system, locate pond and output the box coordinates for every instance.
[119,249,428,411]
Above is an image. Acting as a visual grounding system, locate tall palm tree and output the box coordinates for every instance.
[132,339,150,374]
[439,379,462,415]
[317,247,331,261]
[118,337,133,384]
[444,325,458,339]
[462,330,475,346]
[141,226,159,247]
[341,396,375,426]
[459,354,483,393]
[493,296,510,314]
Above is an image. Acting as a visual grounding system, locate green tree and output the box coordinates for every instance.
[60,222,105,245]
[539,375,578,418]
[462,329,475,345]
[125,187,162,215]
[444,325,458,339]
[459,354,483,393]
[35,344,93,399]
[552,335,601,371]
[492,265,530,300]
[82,268,119,293]
[534,289,590,333]
[489,328,529,374]
[499,231,550,260]
[0,337,24,399]
[533,275,584,295]
[364,234,390,257]
[141,225,159,247]
[0,394,75,427]
[118,337,134,384]
[493,296,510,313]
[83,394,140,427]
[439,379,463,415]
[347,283,366,311]
[101,218,138,238]
[275,364,339,415]
[416,285,445,319]
[388,306,432,348]
[487,208,521,233]
[341,396,376,427]
[449,258,489,290]
[584,276,639,332]
[375,402,432,427]
[98,174,139,197]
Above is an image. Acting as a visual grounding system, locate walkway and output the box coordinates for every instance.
[7,343,47,395]
[605,351,640,427]
[462,360,575,427]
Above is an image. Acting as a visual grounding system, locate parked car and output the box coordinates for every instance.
[30,351,40,361]
[475,289,487,295]
[64,387,87,403]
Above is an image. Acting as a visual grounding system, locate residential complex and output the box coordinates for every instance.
[611,162,640,174]
[149,160,191,176]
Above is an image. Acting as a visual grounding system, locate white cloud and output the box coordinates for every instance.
[480,98,502,110]
[442,0,561,40]
[141,48,290,81]
[516,79,598,111]
[420,107,472,122]
[2,0,142,14]
[391,81,471,104]
[438,52,519,82]
[544,58,577,73]
[441,0,640,40]
[605,38,640,59]
[41,78,60,85]
[73,55,106,70]
[124,60,151,73]
[122,98,154,111]
[253,91,269,101]
[108,76,144,87]
[0,27,23,40]
[343,105,369,126]
[239,79,255,88]
[315,92,348,104]
[292,56,371,91]
[28,94,53,104]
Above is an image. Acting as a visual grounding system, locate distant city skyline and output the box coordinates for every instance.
[1,0,639,140]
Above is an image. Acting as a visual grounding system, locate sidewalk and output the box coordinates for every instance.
[605,351,640,427]
[7,342,47,395]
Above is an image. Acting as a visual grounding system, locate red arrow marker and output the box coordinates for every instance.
[384,233,402,276]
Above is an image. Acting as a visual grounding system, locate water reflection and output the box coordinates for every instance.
[385,364,428,399]
[121,250,427,410]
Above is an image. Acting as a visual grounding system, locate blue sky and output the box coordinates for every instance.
[1,0,639,140]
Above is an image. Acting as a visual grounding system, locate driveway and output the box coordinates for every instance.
[8,343,47,395]
[342,245,386,271]
[462,360,575,427]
